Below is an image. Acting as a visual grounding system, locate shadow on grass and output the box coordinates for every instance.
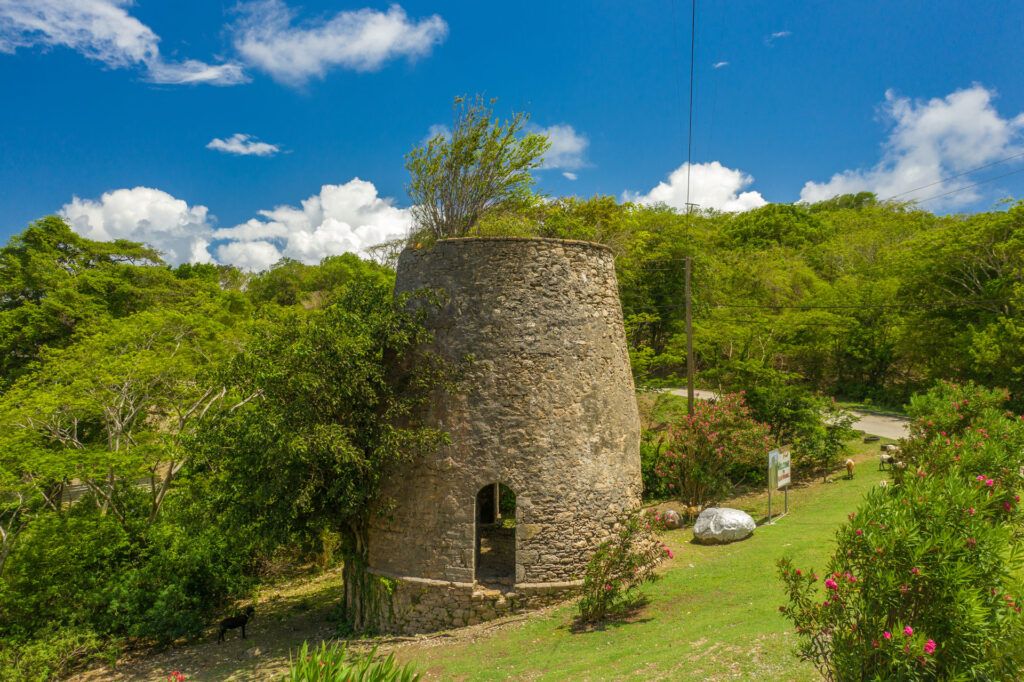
[564,595,654,634]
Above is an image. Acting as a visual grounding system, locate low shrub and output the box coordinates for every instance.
[654,392,773,507]
[577,512,671,623]
[777,382,1024,680]
[285,640,421,681]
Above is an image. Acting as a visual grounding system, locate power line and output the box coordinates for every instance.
[684,0,696,211]
[621,297,1024,312]
[882,150,1024,201]
[914,166,1024,204]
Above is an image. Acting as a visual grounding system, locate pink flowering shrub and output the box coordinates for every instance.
[654,393,773,508]
[577,512,671,623]
[778,382,1024,680]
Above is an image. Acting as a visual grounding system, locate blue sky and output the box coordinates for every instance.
[1,1,1023,269]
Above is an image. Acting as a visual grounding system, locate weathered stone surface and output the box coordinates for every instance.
[366,237,642,633]
[692,507,756,544]
[661,509,683,529]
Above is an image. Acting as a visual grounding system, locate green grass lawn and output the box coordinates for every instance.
[402,441,887,681]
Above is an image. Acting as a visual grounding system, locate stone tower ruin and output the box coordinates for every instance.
[367,237,641,633]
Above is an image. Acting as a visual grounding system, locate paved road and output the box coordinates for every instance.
[666,388,910,440]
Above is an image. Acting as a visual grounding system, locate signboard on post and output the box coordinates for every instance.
[777,447,791,489]
[768,446,792,522]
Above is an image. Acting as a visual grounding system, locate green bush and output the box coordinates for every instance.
[777,382,1024,680]
[284,641,421,681]
[577,512,670,623]
[654,393,773,507]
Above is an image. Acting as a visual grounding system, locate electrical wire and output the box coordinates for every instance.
[621,298,1023,312]
[882,150,1024,201]
[913,166,1024,204]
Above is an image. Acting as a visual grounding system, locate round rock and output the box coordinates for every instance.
[692,507,756,545]
[661,509,683,529]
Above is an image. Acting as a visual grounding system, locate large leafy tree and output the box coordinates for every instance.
[191,281,459,629]
[0,305,245,543]
[0,216,190,387]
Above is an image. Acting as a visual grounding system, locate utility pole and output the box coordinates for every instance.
[685,256,695,416]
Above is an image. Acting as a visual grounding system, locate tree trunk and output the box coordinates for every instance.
[341,520,374,632]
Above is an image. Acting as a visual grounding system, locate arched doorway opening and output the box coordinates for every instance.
[475,483,516,585]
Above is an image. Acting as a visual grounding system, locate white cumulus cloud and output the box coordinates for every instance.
[799,85,1024,207]
[535,124,589,170]
[60,187,216,265]
[624,161,768,212]
[214,179,413,269]
[562,171,578,181]
[206,133,281,157]
[59,178,410,271]
[0,0,247,85]
[231,0,448,86]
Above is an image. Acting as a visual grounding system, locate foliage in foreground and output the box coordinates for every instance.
[778,382,1024,680]
[577,512,671,623]
[285,641,421,682]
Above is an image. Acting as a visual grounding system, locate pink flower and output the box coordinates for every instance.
[900,585,908,594]
[977,475,986,482]
[987,479,995,486]
[604,585,611,590]
[825,578,838,590]
[856,529,863,536]
[795,569,802,576]
[968,508,975,515]
[924,639,936,655]
[1005,502,1012,512]
[872,640,879,648]
[910,567,920,575]
[883,631,892,640]
[904,625,914,637]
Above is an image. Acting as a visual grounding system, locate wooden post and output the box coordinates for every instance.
[685,256,695,416]
[493,482,501,522]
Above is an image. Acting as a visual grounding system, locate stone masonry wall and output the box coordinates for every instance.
[367,237,641,633]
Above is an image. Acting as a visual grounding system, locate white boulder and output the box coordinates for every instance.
[692,507,756,544]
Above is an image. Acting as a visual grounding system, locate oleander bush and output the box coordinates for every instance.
[654,393,773,508]
[577,512,671,623]
[777,382,1024,680]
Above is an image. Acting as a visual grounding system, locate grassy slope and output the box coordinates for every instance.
[71,441,888,681]
[404,440,887,681]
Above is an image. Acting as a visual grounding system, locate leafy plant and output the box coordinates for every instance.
[777,382,1024,680]
[654,392,773,507]
[577,512,671,623]
[284,641,421,681]
[405,95,549,240]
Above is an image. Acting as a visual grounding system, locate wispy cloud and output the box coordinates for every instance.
[764,30,792,47]
[562,171,578,181]
[230,0,448,86]
[712,61,729,69]
[0,0,247,85]
[206,133,281,157]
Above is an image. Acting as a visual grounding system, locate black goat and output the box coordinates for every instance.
[217,605,255,642]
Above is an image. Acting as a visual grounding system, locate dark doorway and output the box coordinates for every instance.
[475,483,516,585]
